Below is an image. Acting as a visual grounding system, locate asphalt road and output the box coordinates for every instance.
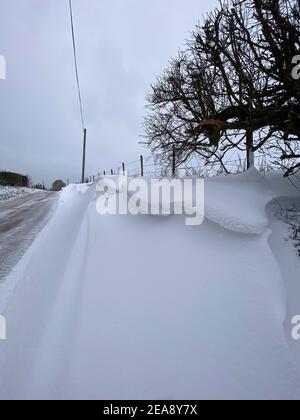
[0,191,57,282]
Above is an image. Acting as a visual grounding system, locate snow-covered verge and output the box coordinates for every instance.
[0,171,300,400]
[205,168,273,234]
[0,186,35,202]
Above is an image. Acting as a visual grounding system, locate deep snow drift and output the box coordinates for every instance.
[0,170,300,400]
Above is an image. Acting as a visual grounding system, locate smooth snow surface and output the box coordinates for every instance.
[0,171,300,400]
[205,168,272,234]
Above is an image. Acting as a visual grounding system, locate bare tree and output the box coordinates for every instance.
[144,0,300,176]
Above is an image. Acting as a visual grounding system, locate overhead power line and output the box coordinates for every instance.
[69,0,85,131]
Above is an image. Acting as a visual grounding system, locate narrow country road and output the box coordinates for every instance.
[0,191,57,282]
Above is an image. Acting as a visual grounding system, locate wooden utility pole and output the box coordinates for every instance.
[81,128,87,184]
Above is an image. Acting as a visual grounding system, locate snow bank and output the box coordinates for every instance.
[96,170,271,234]
[205,169,273,234]
[0,184,93,313]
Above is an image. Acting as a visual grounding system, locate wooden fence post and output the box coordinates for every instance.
[81,128,87,184]
[172,145,176,177]
[140,155,144,177]
[122,162,125,175]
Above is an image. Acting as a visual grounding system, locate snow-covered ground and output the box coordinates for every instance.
[0,186,34,202]
[0,170,299,400]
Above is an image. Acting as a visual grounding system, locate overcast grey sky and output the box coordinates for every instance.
[0,0,216,185]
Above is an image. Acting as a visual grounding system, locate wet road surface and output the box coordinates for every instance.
[0,191,57,282]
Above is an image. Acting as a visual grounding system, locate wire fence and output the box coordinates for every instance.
[68,153,279,185]
[22,153,289,190]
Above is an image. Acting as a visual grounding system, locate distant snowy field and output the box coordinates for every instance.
[0,186,35,201]
[0,170,300,400]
